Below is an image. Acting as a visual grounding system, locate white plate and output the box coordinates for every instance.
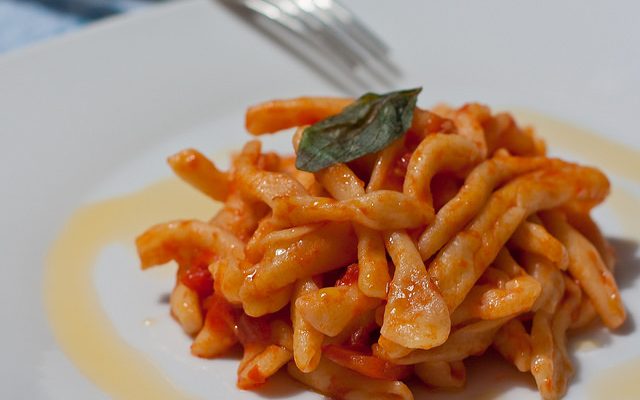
[1,0,639,399]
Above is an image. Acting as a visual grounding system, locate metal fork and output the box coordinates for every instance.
[220,0,400,95]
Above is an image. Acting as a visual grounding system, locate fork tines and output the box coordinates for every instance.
[224,0,401,95]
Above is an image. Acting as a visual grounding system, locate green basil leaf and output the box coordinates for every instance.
[295,87,422,172]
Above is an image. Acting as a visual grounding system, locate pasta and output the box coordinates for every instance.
[135,91,626,400]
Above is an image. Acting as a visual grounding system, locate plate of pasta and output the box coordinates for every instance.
[1,1,639,400]
[121,89,635,400]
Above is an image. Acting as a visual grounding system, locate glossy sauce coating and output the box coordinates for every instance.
[45,111,640,398]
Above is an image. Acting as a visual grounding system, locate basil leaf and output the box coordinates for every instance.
[295,87,422,172]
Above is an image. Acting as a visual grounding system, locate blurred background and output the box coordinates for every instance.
[0,0,166,53]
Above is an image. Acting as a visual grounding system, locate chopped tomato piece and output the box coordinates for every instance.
[202,295,237,333]
[179,263,214,298]
[347,321,378,352]
[390,150,412,184]
[237,314,272,345]
[323,345,412,380]
[246,365,265,385]
[336,264,359,287]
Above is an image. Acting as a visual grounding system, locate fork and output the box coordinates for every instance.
[220,0,400,95]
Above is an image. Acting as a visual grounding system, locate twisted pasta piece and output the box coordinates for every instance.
[530,277,582,400]
[509,221,569,270]
[272,191,433,230]
[316,163,390,298]
[234,141,308,208]
[483,111,546,156]
[191,295,237,358]
[295,270,380,337]
[403,133,481,212]
[522,253,566,314]
[246,97,352,135]
[540,210,625,329]
[493,319,532,372]
[291,278,324,372]
[388,318,510,365]
[427,165,609,313]
[418,156,551,260]
[449,103,490,158]
[381,231,450,350]
[136,219,244,268]
[168,148,230,201]
[239,222,357,315]
[169,282,203,335]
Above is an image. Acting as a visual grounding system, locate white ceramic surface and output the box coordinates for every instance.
[0,0,638,398]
